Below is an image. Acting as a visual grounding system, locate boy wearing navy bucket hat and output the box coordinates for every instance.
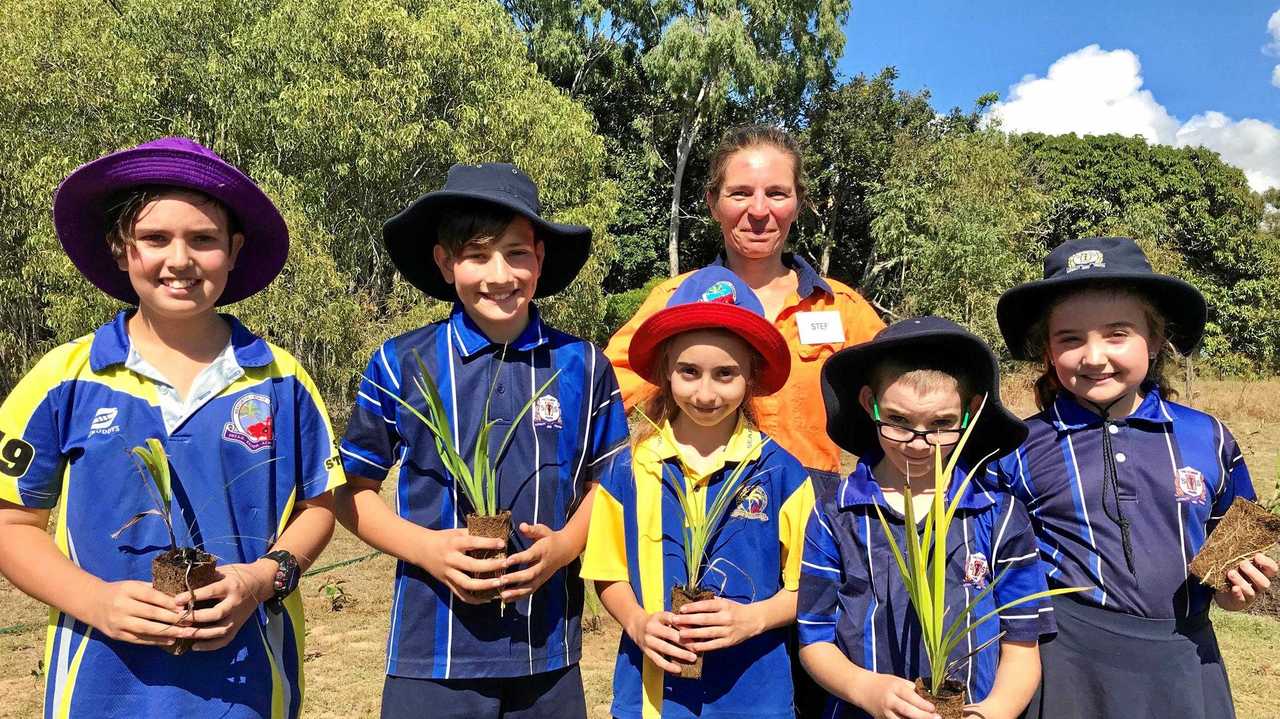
[581,266,815,719]
[798,317,1056,719]
[989,237,1275,719]
[336,163,629,719]
[0,138,345,719]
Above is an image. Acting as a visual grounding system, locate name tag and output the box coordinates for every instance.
[796,311,844,345]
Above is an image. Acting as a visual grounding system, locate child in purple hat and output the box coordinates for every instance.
[0,138,344,719]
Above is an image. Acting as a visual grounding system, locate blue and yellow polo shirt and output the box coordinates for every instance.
[341,304,629,680]
[581,418,814,719]
[798,455,1055,719]
[991,389,1255,619]
[0,311,344,719]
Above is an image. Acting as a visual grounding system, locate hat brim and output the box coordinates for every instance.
[821,330,1027,463]
[383,190,592,302]
[53,147,289,306]
[997,273,1207,360]
[629,303,791,396]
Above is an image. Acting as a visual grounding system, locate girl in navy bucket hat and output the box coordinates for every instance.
[989,237,1276,719]
[582,266,817,719]
[0,138,344,719]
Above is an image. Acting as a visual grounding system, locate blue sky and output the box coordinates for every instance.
[835,2,1280,190]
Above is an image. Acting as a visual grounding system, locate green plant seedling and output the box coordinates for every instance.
[365,347,560,517]
[872,395,1089,697]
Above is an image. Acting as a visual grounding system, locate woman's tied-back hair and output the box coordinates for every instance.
[105,186,240,259]
[1026,282,1179,411]
[704,125,807,203]
[633,329,763,447]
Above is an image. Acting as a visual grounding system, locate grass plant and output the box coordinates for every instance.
[111,438,178,551]
[366,348,559,517]
[638,412,770,594]
[872,396,1088,695]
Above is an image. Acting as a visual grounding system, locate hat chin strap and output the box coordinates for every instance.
[1082,395,1138,580]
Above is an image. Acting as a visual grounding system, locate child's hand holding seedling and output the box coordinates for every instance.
[672,595,767,652]
[1213,553,1278,611]
[854,669,940,719]
[174,559,277,651]
[91,579,193,647]
[629,607,698,675]
[500,522,576,602]
[413,526,506,604]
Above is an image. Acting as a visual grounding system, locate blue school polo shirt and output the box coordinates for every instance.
[0,311,344,719]
[341,304,629,680]
[798,456,1054,719]
[580,418,815,719]
[991,389,1255,620]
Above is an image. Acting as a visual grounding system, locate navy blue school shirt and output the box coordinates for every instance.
[798,455,1055,718]
[341,304,629,680]
[991,389,1255,620]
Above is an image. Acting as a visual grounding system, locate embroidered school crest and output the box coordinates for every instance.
[700,280,737,305]
[1174,466,1207,504]
[223,393,274,451]
[730,484,768,521]
[534,394,563,429]
[964,553,990,588]
[1065,250,1106,273]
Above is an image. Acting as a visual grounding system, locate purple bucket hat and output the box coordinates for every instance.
[53,137,289,305]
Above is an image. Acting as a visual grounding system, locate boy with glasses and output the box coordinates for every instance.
[796,317,1056,719]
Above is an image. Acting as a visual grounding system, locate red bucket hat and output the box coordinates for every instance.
[628,266,790,395]
[53,137,289,306]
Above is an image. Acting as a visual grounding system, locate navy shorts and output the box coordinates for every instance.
[381,664,587,719]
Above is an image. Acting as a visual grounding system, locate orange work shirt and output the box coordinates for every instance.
[604,254,885,479]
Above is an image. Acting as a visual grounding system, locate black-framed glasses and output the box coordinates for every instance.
[872,399,969,447]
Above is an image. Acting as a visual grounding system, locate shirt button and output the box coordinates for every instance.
[1115,452,1127,463]
[496,384,505,395]
[1108,425,1119,434]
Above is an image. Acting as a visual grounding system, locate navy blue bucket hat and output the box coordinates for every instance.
[821,317,1027,464]
[383,163,592,301]
[997,236,1206,360]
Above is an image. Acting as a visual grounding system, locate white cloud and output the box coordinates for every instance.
[986,44,1280,192]
[1269,10,1280,84]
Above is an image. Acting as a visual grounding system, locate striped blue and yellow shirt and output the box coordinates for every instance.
[0,311,344,719]
[991,389,1255,619]
[341,304,629,680]
[581,418,814,719]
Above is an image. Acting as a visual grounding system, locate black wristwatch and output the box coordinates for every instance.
[263,550,300,609]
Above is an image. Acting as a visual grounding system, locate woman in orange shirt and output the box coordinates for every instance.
[605,125,884,491]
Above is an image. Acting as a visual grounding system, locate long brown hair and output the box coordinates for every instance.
[632,331,762,447]
[1026,283,1180,411]
[704,125,807,203]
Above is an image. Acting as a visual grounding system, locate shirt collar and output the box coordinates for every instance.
[836,451,996,513]
[448,303,549,359]
[710,252,833,298]
[1049,386,1174,432]
[636,415,765,480]
[90,310,273,372]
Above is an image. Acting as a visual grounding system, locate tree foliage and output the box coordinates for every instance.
[0,0,615,401]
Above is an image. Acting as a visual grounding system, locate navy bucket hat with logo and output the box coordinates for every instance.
[997,236,1206,360]
[821,316,1027,464]
[383,162,592,302]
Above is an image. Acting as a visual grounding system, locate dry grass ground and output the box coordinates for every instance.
[0,377,1277,718]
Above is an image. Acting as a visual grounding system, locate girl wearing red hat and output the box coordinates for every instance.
[582,266,816,719]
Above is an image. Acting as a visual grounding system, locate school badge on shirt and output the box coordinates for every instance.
[534,394,562,429]
[731,484,769,521]
[963,553,990,588]
[1174,466,1207,504]
[223,393,274,452]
